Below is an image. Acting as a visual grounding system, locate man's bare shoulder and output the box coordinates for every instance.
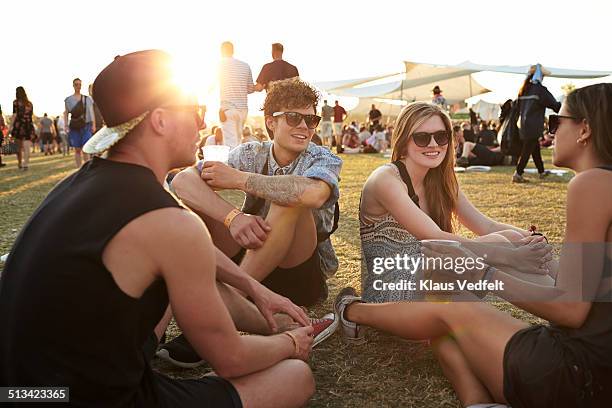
[120,207,208,247]
[102,207,211,294]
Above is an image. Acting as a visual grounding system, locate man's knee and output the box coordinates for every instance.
[283,359,315,402]
[267,202,310,222]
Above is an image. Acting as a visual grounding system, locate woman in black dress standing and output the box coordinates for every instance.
[9,86,35,170]
[513,64,561,183]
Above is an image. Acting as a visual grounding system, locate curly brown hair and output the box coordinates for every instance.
[262,78,320,116]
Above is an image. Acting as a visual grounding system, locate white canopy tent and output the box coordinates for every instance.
[317,62,491,104]
[469,100,501,122]
[316,60,612,108]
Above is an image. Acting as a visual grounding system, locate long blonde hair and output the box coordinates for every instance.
[391,102,458,232]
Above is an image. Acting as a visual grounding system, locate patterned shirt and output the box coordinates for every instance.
[219,57,255,110]
[224,141,343,277]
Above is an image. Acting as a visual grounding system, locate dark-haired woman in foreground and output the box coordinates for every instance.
[337,84,612,407]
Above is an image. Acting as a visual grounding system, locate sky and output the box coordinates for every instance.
[1,0,611,118]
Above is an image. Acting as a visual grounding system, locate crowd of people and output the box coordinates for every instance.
[0,47,611,408]
[0,79,106,170]
[1,50,559,187]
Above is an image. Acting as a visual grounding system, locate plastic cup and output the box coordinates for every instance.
[421,239,461,302]
[420,239,461,247]
[202,145,230,164]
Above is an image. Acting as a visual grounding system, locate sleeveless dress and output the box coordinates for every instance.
[10,99,35,140]
[360,163,422,303]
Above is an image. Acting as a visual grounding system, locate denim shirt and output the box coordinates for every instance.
[224,141,342,277]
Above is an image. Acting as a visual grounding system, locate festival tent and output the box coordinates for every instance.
[470,100,501,121]
[316,61,612,104]
[345,97,405,119]
[317,63,490,104]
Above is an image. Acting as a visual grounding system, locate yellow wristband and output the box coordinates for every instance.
[223,209,242,229]
[283,331,300,355]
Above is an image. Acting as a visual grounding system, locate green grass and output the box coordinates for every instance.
[0,149,569,407]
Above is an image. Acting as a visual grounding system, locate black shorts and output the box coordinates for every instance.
[503,325,612,408]
[152,372,242,408]
[41,132,53,143]
[231,248,327,307]
[469,143,504,166]
[141,334,242,408]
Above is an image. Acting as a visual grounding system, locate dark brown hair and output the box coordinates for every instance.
[518,74,533,97]
[391,102,458,232]
[262,78,319,139]
[262,78,319,116]
[566,83,612,164]
[15,86,29,103]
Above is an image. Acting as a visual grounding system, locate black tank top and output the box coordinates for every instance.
[0,157,182,406]
[551,165,612,370]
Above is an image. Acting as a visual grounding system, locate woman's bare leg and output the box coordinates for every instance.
[22,140,31,168]
[432,336,493,406]
[345,301,528,402]
[16,139,23,168]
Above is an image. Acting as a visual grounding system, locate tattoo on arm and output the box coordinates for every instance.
[244,174,319,206]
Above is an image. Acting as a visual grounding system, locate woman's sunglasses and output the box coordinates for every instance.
[411,130,450,147]
[548,114,578,134]
[272,111,322,129]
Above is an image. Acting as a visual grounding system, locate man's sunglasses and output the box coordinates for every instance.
[164,105,207,130]
[272,111,321,129]
[411,130,450,147]
[548,114,579,134]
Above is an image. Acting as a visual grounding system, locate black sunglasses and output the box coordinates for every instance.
[164,105,207,130]
[272,111,321,129]
[411,130,450,147]
[548,114,578,134]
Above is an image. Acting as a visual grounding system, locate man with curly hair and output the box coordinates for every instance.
[164,78,342,366]
[175,78,342,300]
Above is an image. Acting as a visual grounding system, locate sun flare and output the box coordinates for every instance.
[169,52,218,108]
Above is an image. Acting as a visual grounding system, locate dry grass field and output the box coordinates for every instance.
[0,149,570,407]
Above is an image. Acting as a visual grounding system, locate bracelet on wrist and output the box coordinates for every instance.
[283,331,300,355]
[223,209,242,229]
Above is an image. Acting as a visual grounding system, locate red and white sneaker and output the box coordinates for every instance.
[311,312,338,347]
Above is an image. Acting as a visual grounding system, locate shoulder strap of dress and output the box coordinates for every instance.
[392,160,420,208]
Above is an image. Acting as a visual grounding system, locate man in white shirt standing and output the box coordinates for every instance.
[319,100,334,148]
[218,41,254,148]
